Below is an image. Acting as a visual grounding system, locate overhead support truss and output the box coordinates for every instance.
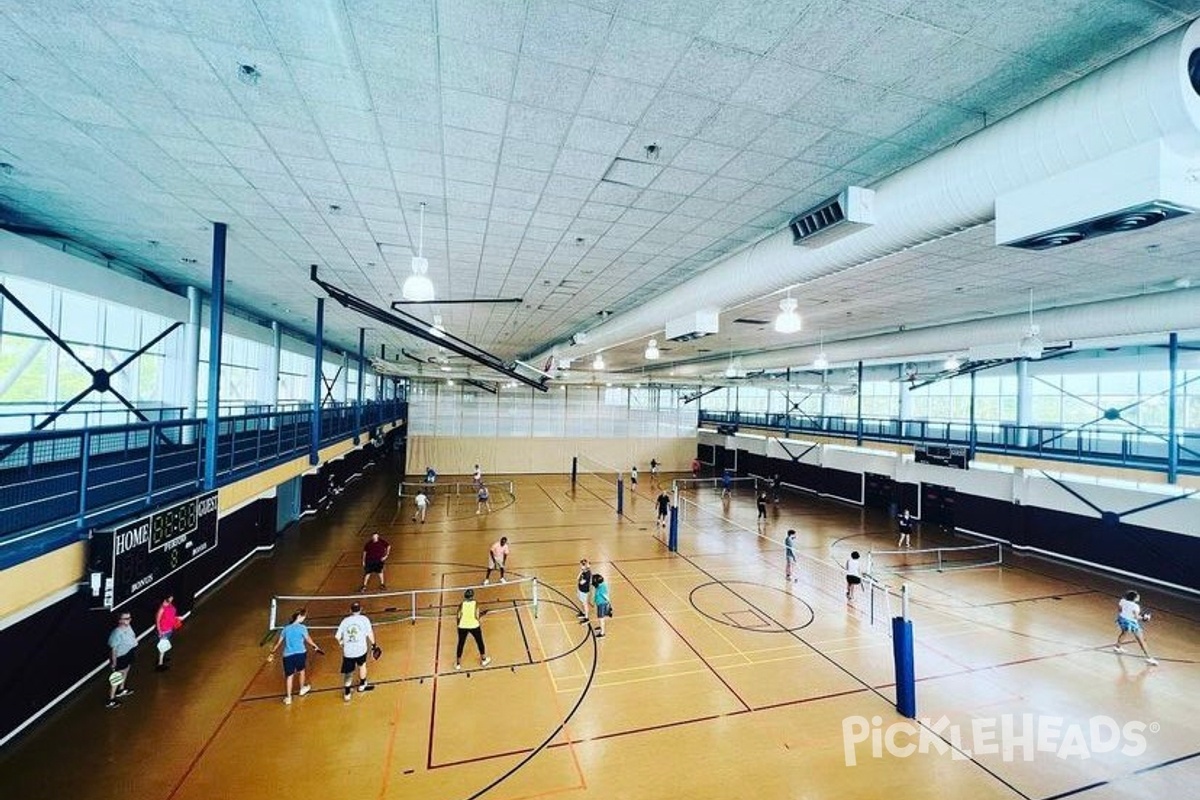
[309,266,547,392]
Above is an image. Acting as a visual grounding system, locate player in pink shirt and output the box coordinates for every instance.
[484,536,509,585]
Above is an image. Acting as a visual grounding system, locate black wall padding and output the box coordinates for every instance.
[0,496,275,745]
[1017,507,1200,592]
[822,469,863,503]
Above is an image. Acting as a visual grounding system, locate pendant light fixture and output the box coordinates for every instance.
[402,202,435,302]
[644,338,660,360]
[774,290,802,334]
[813,330,829,370]
[1018,288,1044,359]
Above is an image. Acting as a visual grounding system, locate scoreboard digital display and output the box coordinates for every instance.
[93,492,219,609]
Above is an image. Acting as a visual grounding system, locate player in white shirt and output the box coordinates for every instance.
[335,602,378,700]
[845,551,863,600]
[1113,590,1158,666]
[413,490,429,523]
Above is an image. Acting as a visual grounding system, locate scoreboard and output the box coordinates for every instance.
[92,492,219,609]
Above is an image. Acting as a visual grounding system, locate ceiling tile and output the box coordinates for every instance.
[511,56,592,112]
[578,75,658,124]
[522,0,612,70]
[666,40,757,102]
[595,16,691,85]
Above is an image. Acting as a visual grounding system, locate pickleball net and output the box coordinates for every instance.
[268,576,539,632]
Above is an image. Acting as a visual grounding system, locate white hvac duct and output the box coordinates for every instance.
[534,19,1200,365]
[663,288,1200,377]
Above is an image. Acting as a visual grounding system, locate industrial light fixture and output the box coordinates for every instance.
[813,330,828,370]
[1017,288,1044,359]
[944,355,962,371]
[592,353,605,370]
[774,292,802,334]
[644,338,660,360]
[402,202,435,302]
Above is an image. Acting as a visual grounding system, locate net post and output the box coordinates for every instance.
[892,582,916,719]
[411,590,417,624]
[668,503,679,552]
[937,549,943,572]
[532,577,540,619]
[571,456,577,486]
[869,581,875,626]
[269,596,277,631]
[617,474,624,516]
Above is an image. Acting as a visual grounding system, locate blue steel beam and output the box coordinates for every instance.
[355,327,365,444]
[204,222,227,490]
[1168,332,1179,484]
[310,297,324,465]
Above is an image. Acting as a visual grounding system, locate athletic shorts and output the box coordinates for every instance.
[577,590,589,608]
[846,575,862,586]
[364,560,384,575]
[489,555,504,570]
[282,653,307,676]
[115,652,135,671]
[1116,616,1142,634]
[596,602,612,618]
[341,654,367,673]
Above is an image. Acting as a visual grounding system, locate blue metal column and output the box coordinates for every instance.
[203,222,227,491]
[1168,332,1179,484]
[855,360,864,446]
[354,327,365,444]
[310,298,324,465]
[968,369,977,459]
[378,344,386,400]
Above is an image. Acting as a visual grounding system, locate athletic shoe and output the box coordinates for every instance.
[344,691,352,702]
[500,578,506,584]
[115,688,134,698]
[1113,646,1126,653]
[299,684,312,696]
[1146,658,1159,666]
[481,656,492,667]
[454,663,461,671]
[106,700,121,709]
[283,696,292,705]
[483,579,490,586]
[596,632,605,638]
[358,683,374,692]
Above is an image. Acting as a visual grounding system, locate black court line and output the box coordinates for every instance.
[538,482,566,512]
[1039,749,1200,800]
[663,546,1034,800]
[609,561,752,712]
[513,598,534,664]
[973,589,1098,608]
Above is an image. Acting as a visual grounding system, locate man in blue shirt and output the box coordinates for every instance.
[268,609,323,705]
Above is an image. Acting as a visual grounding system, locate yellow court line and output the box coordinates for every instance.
[557,667,716,692]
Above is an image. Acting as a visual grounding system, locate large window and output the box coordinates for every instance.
[409,381,698,438]
[1,272,372,431]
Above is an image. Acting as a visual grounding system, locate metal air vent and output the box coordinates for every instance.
[788,186,875,247]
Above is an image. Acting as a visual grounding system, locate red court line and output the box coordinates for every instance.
[375,618,418,799]
[166,556,347,799]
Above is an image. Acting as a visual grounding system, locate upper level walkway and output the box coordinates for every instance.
[0,398,407,570]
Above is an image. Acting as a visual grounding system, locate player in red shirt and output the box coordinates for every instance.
[360,532,391,592]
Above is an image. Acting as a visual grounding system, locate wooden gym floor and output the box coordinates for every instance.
[0,469,1197,800]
